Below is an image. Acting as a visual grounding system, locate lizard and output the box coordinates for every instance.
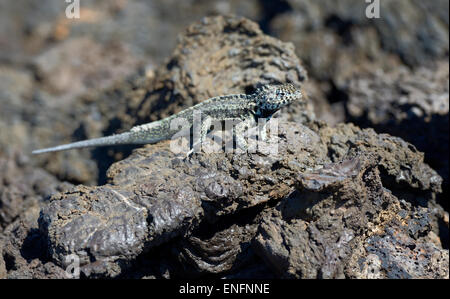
[32,83,303,155]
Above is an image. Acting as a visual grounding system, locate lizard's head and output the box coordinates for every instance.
[253,83,302,117]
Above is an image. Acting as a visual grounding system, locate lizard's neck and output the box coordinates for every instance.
[244,94,273,120]
[254,108,277,120]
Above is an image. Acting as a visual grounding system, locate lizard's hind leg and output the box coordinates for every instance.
[186,115,213,157]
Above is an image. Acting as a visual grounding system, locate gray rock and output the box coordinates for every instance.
[253,156,448,278]
[39,185,149,277]
[0,151,71,230]
[39,121,444,277]
[345,62,449,207]
[0,201,67,279]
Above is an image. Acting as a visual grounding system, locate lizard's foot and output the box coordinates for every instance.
[234,140,249,155]
[259,126,267,142]
[185,148,194,158]
[184,141,201,160]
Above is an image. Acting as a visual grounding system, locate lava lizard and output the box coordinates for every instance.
[32,83,303,155]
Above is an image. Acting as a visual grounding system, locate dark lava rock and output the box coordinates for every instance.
[174,222,259,276]
[0,151,71,278]
[253,156,447,278]
[28,16,449,278]
[39,185,150,277]
[32,37,144,102]
[38,120,445,278]
[345,62,449,207]
[0,203,67,279]
[0,151,71,230]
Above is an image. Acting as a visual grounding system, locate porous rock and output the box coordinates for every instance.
[0,151,72,229]
[253,156,448,278]
[0,150,72,278]
[346,62,449,209]
[0,198,67,279]
[39,120,444,277]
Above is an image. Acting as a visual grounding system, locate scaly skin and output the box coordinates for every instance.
[32,83,302,154]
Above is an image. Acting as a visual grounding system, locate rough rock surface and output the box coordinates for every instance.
[0,152,71,230]
[38,120,445,278]
[0,203,67,279]
[254,157,447,278]
[345,62,449,210]
[174,221,260,276]
[0,151,71,278]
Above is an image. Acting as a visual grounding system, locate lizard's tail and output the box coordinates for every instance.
[32,131,141,154]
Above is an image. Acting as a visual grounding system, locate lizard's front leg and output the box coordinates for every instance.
[258,119,268,142]
[186,115,212,157]
[234,117,255,154]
